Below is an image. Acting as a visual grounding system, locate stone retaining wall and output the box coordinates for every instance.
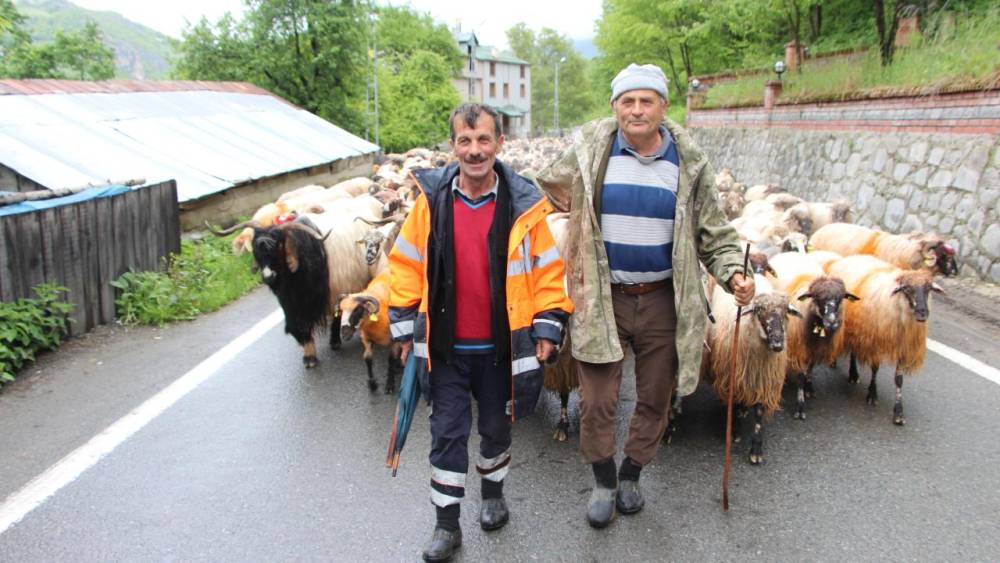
[687,90,1000,283]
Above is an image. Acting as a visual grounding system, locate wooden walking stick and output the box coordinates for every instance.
[722,243,752,512]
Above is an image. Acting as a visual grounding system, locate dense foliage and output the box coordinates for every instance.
[111,233,259,326]
[0,0,114,79]
[0,284,73,385]
[699,8,1000,108]
[172,1,462,149]
[592,0,997,103]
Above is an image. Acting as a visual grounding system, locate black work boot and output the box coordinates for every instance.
[480,479,509,531]
[422,528,462,562]
[423,505,462,562]
[586,458,617,528]
[616,457,645,514]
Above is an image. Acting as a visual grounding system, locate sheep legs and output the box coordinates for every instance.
[301,340,318,369]
[329,318,342,350]
[384,350,400,395]
[848,354,860,384]
[794,372,808,420]
[866,364,880,405]
[748,403,765,465]
[363,341,377,392]
[893,371,905,426]
[553,391,570,442]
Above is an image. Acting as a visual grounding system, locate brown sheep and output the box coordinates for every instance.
[770,252,859,419]
[827,255,943,425]
[338,271,401,393]
[810,223,958,277]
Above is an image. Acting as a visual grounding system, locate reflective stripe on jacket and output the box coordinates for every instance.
[388,160,573,420]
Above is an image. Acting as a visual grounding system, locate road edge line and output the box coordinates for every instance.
[0,308,284,536]
[927,338,1000,386]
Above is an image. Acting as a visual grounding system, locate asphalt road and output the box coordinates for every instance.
[1,284,999,561]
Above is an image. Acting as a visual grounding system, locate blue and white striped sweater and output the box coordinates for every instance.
[601,128,680,284]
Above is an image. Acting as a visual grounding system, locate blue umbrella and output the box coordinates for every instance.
[386,352,420,476]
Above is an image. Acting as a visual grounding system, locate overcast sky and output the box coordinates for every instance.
[66,0,602,49]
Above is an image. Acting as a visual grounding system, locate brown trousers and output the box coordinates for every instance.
[577,284,678,466]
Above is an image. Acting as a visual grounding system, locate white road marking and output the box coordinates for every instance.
[0,308,284,536]
[927,338,1000,386]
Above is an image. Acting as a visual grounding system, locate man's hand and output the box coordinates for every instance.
[535,338,556,363]
[399,340,413,364]
[728,272,755,307]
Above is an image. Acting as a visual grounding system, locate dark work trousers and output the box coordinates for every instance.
[578,284,679,466]
[428,354,512,507]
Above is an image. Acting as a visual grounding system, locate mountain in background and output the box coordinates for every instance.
[14,0,173,79]
[573,38,597,60]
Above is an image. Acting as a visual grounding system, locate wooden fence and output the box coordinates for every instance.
[0,181,180,336]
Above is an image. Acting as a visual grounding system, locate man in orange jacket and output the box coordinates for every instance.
[388,104,573,562]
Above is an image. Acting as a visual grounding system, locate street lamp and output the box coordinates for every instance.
[773,60,786,82]
[554,56,566,136]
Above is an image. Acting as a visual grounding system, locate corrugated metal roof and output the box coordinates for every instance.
[0,80,379,203]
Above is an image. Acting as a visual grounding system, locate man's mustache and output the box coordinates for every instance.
[464,155,487,163]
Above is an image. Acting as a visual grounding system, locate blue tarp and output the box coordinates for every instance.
[0,185,132,217]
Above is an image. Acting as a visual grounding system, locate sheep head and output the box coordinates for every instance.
[925,240,959,277]
[741,292,800,352]
[338,294,380,342]
[796,276,859,338]
[891,270,943,322]
[782,204,813,235]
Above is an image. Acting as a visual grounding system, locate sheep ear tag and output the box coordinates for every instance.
[369,313,379,322]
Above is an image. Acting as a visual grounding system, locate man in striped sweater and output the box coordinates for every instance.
[536,64,755,528]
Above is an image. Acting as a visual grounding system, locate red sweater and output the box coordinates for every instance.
[452,195,496,342]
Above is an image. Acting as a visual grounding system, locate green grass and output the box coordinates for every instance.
[111,233,259,326]
[697,11,1000,109]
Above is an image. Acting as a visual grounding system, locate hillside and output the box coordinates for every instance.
[14,0,173,79]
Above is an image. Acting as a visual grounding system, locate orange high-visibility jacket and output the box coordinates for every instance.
[388,161,573,421]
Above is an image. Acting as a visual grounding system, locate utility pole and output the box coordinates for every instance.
[371,12,380,148]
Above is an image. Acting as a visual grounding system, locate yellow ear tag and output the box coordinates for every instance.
[369,313,379,322]
[924,257,936,267]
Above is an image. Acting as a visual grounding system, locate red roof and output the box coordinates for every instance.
[0,79,275,96]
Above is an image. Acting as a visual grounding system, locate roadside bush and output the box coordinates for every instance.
[0,284,74,385]
[111,233,259,326]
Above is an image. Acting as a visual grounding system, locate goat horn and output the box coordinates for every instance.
[280,222,329,241]
[205,219,261,236]
[354,216,400,226]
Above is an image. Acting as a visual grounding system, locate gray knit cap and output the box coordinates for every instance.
[610,63,669,102]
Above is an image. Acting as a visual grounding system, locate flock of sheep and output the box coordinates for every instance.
[207,142,569,394]
[209,143,959,467]
[699,169,958,463]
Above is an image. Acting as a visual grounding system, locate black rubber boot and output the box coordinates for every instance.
[587,458,617,528]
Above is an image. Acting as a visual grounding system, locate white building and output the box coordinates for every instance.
[453,31,531,138]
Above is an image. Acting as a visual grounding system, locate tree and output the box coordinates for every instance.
[173,2,462,147]
[506,24,597,132]
[377,51,459,152]
[173,0,370,133]
[0,1,114,80]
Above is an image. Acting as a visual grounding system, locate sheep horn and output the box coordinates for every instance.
[205,219,261,236]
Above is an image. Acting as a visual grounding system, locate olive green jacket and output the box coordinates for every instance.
[535,117,743,396]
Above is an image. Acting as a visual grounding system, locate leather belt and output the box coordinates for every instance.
[610,279,671,296]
